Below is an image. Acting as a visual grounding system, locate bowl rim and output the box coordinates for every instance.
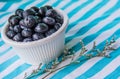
[1,8,69,47]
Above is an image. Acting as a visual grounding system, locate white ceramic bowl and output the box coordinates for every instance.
[1,8,68,65]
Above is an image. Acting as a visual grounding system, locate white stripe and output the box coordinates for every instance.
[118,76,120,79]
[63,38,120,79]
[89,56,120,79]
[0,49,16,64]
[37,23,120,79]
[69,0,101,24]
[0,44,11,53]
[0,59,25,79]
[0,38,2,41]
[66,0,118,37]
[66,9,120,49]
[64,0,87,14]
[56,0,71,9]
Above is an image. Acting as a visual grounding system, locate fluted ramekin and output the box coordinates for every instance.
[1,8,68,65]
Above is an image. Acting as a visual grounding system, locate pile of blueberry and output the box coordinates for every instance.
[6,5,63,42]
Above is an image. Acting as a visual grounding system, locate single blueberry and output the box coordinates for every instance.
[45,9,57,17]
[23,38,32,42]
[54,23,61,30]
[43,17,55,25]
[24,15,36,28]
[34,23,48,33]
[45,28,56,36]
[39,7,47,16]
[19,19,25,26]
[55,15,63,24]
[9,25,14,31]
[14,25,22,33]
[13,33,23,42]
[6,30,16,38]
[9,15,21,26]
[34,16,42,23]
[32,33,44,41]
[15,9,24,18]
[22,28,32,37]
[30,6,39,12]
[23,9,35,18]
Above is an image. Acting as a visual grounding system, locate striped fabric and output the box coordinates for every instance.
[0,0,120,79]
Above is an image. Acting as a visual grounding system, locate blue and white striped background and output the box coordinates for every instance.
[0,0,120,79]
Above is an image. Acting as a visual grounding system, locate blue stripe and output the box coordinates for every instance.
[0,47,12,56]
[0,22,5,27]
[52,0,62,7]
[76,47,120,79]
[0,0,21,2]
[3,63,31,79]
[0,2,15,11]
[50,28,120,79]
[105,66,120,79]
[66,0,120,43]
[0,55,19,72]
[0,41,5,46]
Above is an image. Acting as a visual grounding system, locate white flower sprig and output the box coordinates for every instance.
[24,36,116,79]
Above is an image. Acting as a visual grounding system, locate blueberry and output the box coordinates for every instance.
[23,9,35,18]
[34,16,42,23]
[6,30,16,38]
[22,28,32,37]
[39,7,47,16]
[43,17,55,25]
[32,33,44,41]
[45,28,56,36]
[9,15,21,26]
[14,25,21,33]
[54,23,61,30]
[44,5,53,10]
[30,6,39,12]
[15,9,24,18]
[24,15,36,28]
[13,33,23,42]
[9,25,14,31]
[55,15,63,24]
[23,38,32,42]
[45,9,57,17]
[34,23,48,33]
[19,19,25,26]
